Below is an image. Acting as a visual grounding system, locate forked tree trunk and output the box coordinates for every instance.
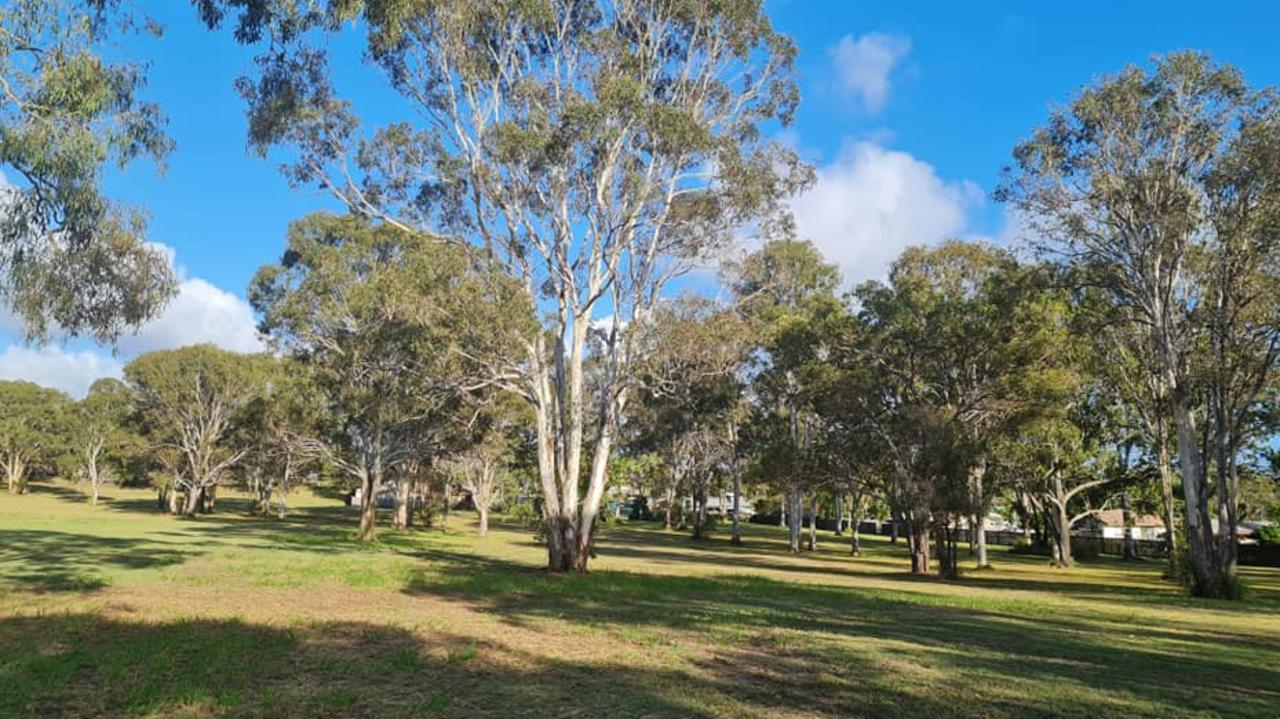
[4,452,27,494]
[907,513,929,574]
[183,486,202,517]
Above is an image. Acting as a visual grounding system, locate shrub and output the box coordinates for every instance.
[1255,524,1280,546]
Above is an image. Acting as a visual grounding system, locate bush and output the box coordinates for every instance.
[1255,524,1280,546]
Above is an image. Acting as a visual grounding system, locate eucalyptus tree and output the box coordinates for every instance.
[0,380,70,493]
[251,212,530,541]
[999,52,1280,596]
[125,345,266,517]
[0,0,175,341]
[235,358,324,519]
[634,297,752,539]
[453,395,529,537]
[849,241,1034,576]
[68,377,138,506]
[204,0,809,572]
[729,239,840,553]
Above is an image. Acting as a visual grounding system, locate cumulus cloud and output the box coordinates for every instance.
[791,140,983,287]
[827,33,912,114]
[115,277,264,356]
[0,243,264,395]
[0,345,123,398]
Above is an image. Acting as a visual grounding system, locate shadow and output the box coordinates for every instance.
[0,529,187,594]
[0,614,727,719]
[400,550,1280,718]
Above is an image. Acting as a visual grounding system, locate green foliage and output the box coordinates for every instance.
[0,0,176,341]
[0,380,72,492]
[1256,525,1280,546]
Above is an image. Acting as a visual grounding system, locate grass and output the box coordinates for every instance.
[2,482,1279,718]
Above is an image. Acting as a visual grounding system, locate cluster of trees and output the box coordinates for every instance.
[3,2,1280,600]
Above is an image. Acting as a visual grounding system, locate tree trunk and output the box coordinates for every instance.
[1154,429,1179,575]
[394,474,413,530]
[848,491,864,556]
[1050,483,1072,567]
[1169,384,1225,594]
[1122,490,1137,561]
[663,472,677,530]
[4,453,26,495]
[478,507,490,537]
[833,494,844,536]
[787,484,802,554]
[907,513,929,574]
[276,459,292,520]
[974,512,989,568]
[972,463,989,568]
[730,472,742,545]
[183,485,202,518]
[806,493,817,551]
[357,468,378,542]
[935,517,959,579]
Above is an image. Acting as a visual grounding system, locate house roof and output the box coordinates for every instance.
[1095,509,1164,528]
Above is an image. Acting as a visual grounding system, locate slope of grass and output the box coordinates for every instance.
[2,481,1278,718]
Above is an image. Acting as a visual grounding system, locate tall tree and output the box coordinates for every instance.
[729,239,840,554]
[999,53,1280,597]
[125,345,267,517]
[0,380,70,493]
[251,213,529,541]
[0,0,175,341]
[68,377,137,506]
[206,0,809,571]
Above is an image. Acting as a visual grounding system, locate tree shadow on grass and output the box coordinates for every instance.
[0,529,188,594]
[0,613,796,719]
[401,549,1280,719]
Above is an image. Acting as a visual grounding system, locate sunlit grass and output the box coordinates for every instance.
[2,481,1278,718]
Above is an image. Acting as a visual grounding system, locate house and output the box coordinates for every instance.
[1089,509,1166,540]
[679,493,756,519]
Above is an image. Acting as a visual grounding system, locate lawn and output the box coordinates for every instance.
[2,483,1278,719]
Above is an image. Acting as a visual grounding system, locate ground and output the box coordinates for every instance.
[2,484,1278,719]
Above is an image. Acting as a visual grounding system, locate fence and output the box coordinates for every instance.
[984,529,1168,558]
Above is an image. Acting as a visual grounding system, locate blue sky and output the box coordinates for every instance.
[5,0,1280,396]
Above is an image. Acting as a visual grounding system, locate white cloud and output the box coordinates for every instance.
[0,345,123,398]
[115,277,264,356]
[0,243,264,395]
[827,33,912,114]
[791,140,983,287]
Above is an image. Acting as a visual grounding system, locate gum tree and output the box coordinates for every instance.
[1000,53,1280,596]
[69,377,137,506]
[0,380,70,493]
[251,213,530,541]
[125,345,267,517]
[209,0,809,571]
[0,0,175,341]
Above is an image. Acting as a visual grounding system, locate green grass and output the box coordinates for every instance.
[2,482,1279,718]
